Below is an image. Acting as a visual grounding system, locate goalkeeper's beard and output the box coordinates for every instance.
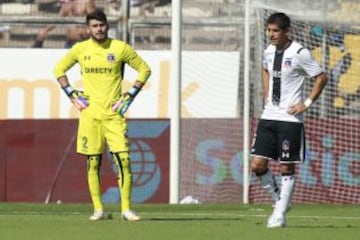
[91,32,108,43]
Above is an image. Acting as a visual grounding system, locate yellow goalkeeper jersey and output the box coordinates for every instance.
[54,38,151,118]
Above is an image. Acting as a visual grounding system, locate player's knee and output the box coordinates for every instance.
[112,152,131,170]
[251,157,268,174]
[87,155,101,172]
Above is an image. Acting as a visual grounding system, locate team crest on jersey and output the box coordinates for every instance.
[107,53,115,62]
[283,58,292,67]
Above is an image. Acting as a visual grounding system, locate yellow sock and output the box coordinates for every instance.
[113,152,132,212]
[87,155,103,211]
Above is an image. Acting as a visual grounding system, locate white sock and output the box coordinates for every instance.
[258,169,280,202]
[275,175,295,215]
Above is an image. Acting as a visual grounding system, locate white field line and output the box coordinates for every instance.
[0,211,82,216]
[144,211,360,220]
[1,211,360,220]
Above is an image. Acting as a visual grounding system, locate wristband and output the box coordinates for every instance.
[128,86,141,97]
[62,85,75,97]
[304,98,313,108]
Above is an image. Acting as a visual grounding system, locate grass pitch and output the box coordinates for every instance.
[0,203,359,240]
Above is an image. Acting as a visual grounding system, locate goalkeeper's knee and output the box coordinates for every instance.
[87,155,102,172]
[112,152,130,169]
[112,152,131,181]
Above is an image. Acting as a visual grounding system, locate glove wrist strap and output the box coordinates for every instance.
[62,84,75,97]
[128,86,141,97]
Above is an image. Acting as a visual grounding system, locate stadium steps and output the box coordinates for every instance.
[6,25,67,48]
[0,0,243,49]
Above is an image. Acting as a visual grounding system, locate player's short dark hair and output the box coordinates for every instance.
[86,10,108,25]
[267,12,291,31]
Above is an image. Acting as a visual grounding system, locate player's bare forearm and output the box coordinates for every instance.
[262,68,270,104]
[308,72,328,102]
[133,80,145,89]
[57,75,70,88]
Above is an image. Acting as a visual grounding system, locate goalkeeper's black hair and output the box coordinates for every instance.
[86,9,108,25]
[267,12,291,31]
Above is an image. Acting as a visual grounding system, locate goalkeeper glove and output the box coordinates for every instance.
[62,84,89,110]
[112,86,141,116]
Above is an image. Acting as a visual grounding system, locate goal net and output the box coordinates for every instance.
[178,0,244,203]
[250,2,360,204]
[179,0,360,204]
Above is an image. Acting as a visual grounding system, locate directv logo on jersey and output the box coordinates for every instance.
[85,67,113,74]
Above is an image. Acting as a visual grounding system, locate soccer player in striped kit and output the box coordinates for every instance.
[54,10,151,221]
[250,12,327,228]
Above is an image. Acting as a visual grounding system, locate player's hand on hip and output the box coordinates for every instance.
[62,85,89,111]
[70,91,89,111]
[112,86,141,116]
[112,93,134,116]
[287,103,307,115]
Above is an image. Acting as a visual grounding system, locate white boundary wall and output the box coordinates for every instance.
[0,49,239,119]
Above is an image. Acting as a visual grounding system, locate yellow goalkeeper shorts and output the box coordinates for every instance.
[76,110,129,155]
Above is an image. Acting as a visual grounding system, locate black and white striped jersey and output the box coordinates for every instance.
[261,41,323,122]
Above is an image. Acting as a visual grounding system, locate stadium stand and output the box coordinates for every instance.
[0,0,243,49]
[0,0,109,48]
[0,0,356,51]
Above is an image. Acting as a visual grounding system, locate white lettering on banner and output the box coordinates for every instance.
[0,49,239,119]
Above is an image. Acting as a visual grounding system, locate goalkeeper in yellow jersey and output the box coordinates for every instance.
[54,10,151,221]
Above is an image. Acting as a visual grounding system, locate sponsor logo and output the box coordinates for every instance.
[84,67,113,74]
[0,79,60,119]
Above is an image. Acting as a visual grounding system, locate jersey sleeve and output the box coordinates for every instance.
[122,43,151,83]
[53,44,80,79]
[297,48,323,78]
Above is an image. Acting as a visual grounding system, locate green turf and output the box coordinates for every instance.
[0,203,359,240]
